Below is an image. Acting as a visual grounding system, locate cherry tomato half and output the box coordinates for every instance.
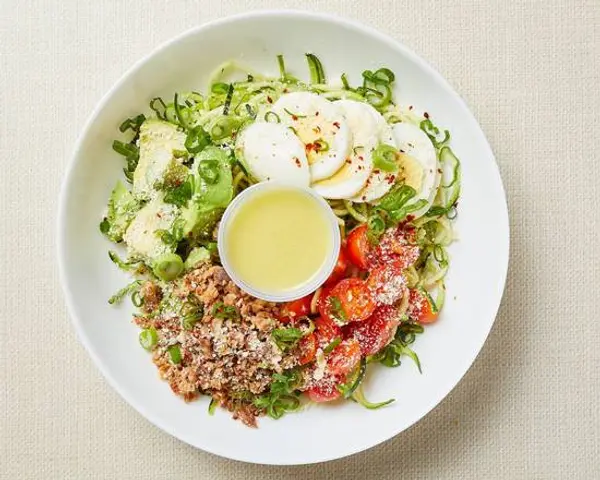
[280,294,312,323]
[324,248,349,286]
[319,278,376,325]
[344,305,401,356]
[328,338,361,376]
[314,315,342,346]
[297,333,317,365]
[367,259,407,306]
[345,225,370,270]
[409,289,439,324]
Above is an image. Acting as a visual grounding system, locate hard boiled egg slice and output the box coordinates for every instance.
[349,104,399,203]
[234,122,310,187]
[311,100,378,199]
[271,92,352,181]
[391,122,440,217]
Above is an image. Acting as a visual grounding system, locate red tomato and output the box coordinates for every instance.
[367,260,408,306]
[306,377,341,402]
[344,305,401,356]
[328,338,361,376]
[409,289,439,324]
[280,294,312,323]
[346,225,370,270]
[314,316,342,346]
[372,228,420,269]
[319,278,376,325]
[324,248,349,286]
[297,333,317,365]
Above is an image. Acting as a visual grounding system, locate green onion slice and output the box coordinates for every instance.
[149,97,167,120]
[185,126,211,154]
[139,328,158,351]
[264,111,281,123]
[152,253,184,281]
[197,159,220,184]
[372,144,399,172]
[168,344,182,364]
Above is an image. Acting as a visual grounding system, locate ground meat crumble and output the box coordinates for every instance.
[134,263,298,427]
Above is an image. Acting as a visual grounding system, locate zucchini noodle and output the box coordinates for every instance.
[145,54,460,330]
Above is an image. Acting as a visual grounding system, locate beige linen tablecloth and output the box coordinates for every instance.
[1,0,599,478]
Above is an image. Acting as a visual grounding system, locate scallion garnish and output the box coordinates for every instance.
[149,97,167,120]
[211,82,229,95]
[173,93,190,129]
[283,108,307,119]
[372,144,399,172]
[323,337,341,354]
[277,54,287,81]
[168,344,182,364]
[341,73,351,90]
[253,369,302,419]
[184,126,211,154]
[119,114,146,134]
[212,302,239,320]
[264,111,281,123]
[139,327,158,351]
[271,328,304,351]
[305,53,326,84]
[329,296,347,324]
[314,138,330,152]
[152,253,184,282]
[222,84,234,115]
[163,175,193,207]
[197,159,220,184]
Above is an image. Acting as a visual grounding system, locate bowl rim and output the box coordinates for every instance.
[57,9,510,465]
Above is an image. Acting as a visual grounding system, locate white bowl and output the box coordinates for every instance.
[57,10,509,465]
[217,182,341,302]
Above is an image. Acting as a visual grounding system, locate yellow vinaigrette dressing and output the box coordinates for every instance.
[225,188,333,293]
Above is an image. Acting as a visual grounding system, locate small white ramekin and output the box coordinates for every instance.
[217,182,341,302]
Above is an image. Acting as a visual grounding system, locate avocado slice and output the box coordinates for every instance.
[133,119,188,200]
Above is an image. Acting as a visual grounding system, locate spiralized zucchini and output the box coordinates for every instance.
[146,54,461,327]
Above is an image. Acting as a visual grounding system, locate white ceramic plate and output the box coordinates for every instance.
[57,11,509,465]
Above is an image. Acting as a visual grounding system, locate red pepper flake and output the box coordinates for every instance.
[437,168,443,174]
[333,121,340,129]
[424,112,429,119]
[267,96,273,104]
[373,169,381,175]
[358,156,364,161]
[362,195,367,201]
[294,157,301,167]
[386,175,395,184]
[291,115,298,121]
[409,105,413,110]
[345,158,352,164]
[315,111,320,116]
[305,143,315,153]
[406,215,415,222]
[358,165,363,170]
[283,88,289,93]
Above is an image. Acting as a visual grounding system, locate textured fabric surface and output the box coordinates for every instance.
[1,0,599,478]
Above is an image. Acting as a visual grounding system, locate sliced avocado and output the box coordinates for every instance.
[183,247,210,271]
[180,204,223,241]
[133,119,188,200]
[101,180,140,242]
[192,146,233,209]
[123,196,178,261]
